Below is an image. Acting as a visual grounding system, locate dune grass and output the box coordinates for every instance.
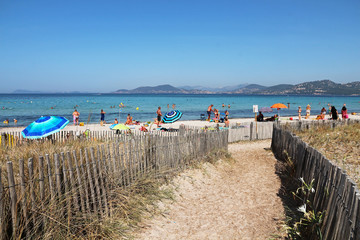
[295,122,360,187]
[0,136,229,239]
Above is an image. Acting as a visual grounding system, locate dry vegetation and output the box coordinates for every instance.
[294,123,360,187]
[0,138,108,165]
[0,137,228,239]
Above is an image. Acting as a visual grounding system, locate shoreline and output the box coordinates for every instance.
[1,114,359,133]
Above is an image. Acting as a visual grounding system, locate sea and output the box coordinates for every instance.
[1,94,359,127]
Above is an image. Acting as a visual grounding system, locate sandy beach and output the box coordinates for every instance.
[1,114,360,134]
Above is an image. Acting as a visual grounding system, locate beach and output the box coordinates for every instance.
[1,114,360,134]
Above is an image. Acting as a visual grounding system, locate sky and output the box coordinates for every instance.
[0,0,360,93]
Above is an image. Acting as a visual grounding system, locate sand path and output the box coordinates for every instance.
[136,140,284,239]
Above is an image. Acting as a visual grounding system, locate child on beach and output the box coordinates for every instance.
[298,106,302,120]
[156,107,162,127]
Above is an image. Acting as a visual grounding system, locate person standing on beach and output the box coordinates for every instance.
[156,107,162,127]
[305,104,311,119]
[341,104,348,119]
[72,109,80,125]
[298,106,302,120]
[100,109,106,125]
[207,104,214,121]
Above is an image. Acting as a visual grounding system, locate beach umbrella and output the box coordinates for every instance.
[163,110,183,123]
[270,103,288,118]
[259,107,273,113]
[22,116,69,139]
[270,103,288,109]
[111,124,130,130]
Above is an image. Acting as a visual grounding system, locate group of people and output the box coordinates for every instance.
[72,109,107,126]
[297,103,349,121]
[297,104,312,120]
[321,104,348,120]
[256,112,279,122]
[207,104,230,126]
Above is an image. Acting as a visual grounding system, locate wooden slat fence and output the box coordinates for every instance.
[0,129,180,148]
[0,129,228,239]
[271,122,360,240]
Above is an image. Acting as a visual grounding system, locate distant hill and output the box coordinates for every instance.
[114,84,204,94]
[112,80,360,95]
[13,89,43,94]
[179,84,249,92]
[231,84,267,94]
[257,80,360,95]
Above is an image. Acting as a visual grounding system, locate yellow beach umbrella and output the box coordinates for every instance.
[111,124,130,130]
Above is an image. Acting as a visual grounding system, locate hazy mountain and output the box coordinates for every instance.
[257,80,360,95]
[112,80,360,95]
[179,84,249,92]
[114,84,189,94]
[13,89,43,94]
[231,84,267,93]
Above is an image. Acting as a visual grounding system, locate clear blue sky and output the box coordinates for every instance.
[1,0,359,93]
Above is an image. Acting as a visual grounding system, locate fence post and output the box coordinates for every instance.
[90,147,103,217]
[84,148,98,214]
[96,146,109,217]
[79,149,91,214]
[45,154,56,200]
[19,159,28,237]
[0,165,3,240]
[54,154,62,198]
[7,161,18,238]
[28,158,36,227]
[72,150,86,213]
[66,152,79,211]
[38,156,46,227]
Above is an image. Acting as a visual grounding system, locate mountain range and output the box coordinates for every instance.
[113,80,360,96]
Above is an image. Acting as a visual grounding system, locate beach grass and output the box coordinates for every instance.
[0,138,109,164]
[0,134,229,239]
[295,122,360,187]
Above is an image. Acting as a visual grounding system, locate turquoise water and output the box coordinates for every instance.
[1,94,359,127]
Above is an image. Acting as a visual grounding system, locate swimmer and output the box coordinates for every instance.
[14,119,17,125]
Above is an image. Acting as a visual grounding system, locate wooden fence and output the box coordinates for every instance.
[0,129,228,239]
[0,129,180,148]
[227,122,273,142]
[271,123,360,240]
